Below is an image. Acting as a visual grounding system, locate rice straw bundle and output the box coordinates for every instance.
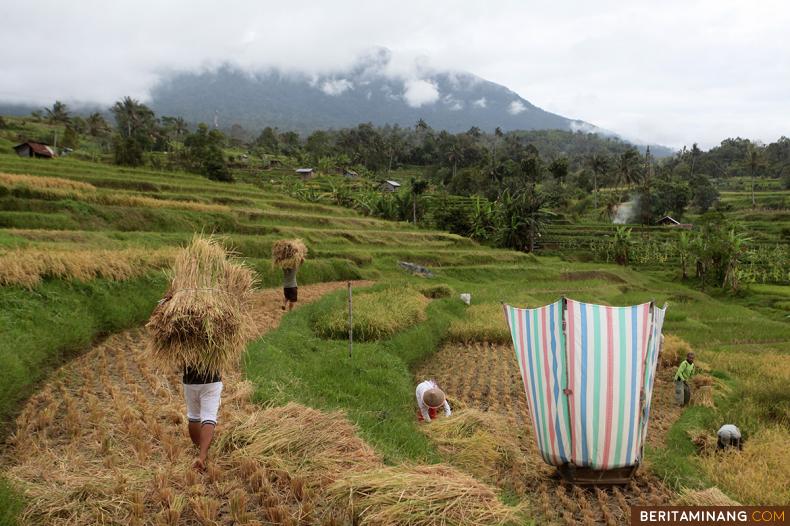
[692,374,718,407]
[676,487,740,506]
[146,235,256,377]
[422,409,540,491]
[326,464,522,526]
[216,403,380,485]
[271,239,307,269]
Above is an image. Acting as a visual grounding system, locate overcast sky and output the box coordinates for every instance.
[1,0,787,149]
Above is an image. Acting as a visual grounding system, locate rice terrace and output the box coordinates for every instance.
[1,5,790,524]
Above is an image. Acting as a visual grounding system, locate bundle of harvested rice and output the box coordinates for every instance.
[216,402,380,484]
[146,235,256,377]
[692,374,717,407]
[660,334,692,368]
[271,238,307,269]
[326,464,522,526]
[422,409,539,492]
[687,428,716,453]
[676,487,740,506]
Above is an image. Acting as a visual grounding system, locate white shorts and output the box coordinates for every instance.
[183,382,223,425]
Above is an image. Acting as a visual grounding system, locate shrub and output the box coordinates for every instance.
[446,303,510,344]
[314,287,429,341]
[419,284,454,299]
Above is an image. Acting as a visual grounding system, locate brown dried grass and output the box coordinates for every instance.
[676,487,740,506]
[325,464,523,526]
[422,409,538,493]
[698,426,790,505]
[0,172,228,213]
[271,238,307,269]
[146,235,257,377]
[0,247,175,288]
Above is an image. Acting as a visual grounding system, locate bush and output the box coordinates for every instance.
[419,284,454,299]
[446,303,510,344]
[314,287,429,341]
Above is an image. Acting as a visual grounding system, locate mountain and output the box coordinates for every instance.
[149,48,599,136]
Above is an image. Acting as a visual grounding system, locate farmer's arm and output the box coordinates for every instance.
[443,400,452,417]
[417,398,432,422]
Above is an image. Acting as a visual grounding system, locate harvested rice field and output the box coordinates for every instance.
[417,342,678,525]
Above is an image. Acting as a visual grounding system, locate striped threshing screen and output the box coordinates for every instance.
[503,301,572,466]
[565,299,652,470]
[504,299,662,470]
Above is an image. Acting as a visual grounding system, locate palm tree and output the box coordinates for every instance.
[86,112,108,137]
[496,188,554,252]
[747,145,762,208]
[410,177,429,225]
[45,101,70,124]
[616,149,641,189]
[447,144,463,180]
[589,153,608,209]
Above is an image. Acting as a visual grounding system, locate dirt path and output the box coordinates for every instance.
[2,280,371,525]
[417,342,680,525]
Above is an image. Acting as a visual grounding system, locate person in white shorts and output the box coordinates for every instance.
[183,366,223,471]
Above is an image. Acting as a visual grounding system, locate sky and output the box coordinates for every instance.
[1,0,788,149]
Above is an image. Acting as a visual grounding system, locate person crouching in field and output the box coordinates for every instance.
[282,267,298,311]
[183,365,223,471]
[674,351,696,407]
[416,379,452,422]
[717,424,743,451]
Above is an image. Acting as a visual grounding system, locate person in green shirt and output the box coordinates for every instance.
[674,352,696,406]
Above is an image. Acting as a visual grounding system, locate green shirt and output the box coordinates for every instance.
[674,360,695,382]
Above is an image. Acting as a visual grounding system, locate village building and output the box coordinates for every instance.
[13,141,56,158]
[294,168,314,180]
[657,215,693,229]
[380,180,401,192]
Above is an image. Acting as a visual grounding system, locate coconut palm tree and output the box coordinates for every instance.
[747,145,763,208]
[410,177,429,225]
[589,153,609,209]
[45,101,70,124]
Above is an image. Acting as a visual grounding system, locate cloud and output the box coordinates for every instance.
[321,78,353,96]
[472,97,487,108]
[0,0,787,147]
[403,79,440,107]
[508,100,526,115]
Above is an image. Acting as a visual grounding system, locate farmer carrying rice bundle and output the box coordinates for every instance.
[416,379,452,423]
[147,235,256,470]
[272,238,307,312]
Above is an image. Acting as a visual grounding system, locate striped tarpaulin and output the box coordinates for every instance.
[640,303,666,446]
[503,301,572,466]
[565,299,652,470]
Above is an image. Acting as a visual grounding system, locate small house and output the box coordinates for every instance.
[657,216,692,229]
[13,141,56,158]
[295,168,314,180]
[343,169,359,179]
[380,180,401,192]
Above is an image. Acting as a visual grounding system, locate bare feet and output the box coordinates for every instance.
[192,458,206,472]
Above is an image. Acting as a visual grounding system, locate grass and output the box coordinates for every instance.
[0,477,22,526]
[0,274,167,429]
[246,289,464,463]
[314,286,429,341]
[446,303,512,344]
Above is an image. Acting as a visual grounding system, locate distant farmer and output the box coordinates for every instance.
[271,239,306,311]
[282,266,298,311]
[183,364,223,471]
[717,424,743,450]
[674,351,696,406]
[416,379,452,422]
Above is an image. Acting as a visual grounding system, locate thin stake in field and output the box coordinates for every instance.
[348,281,353,359]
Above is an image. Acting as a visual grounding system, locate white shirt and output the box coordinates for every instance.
[416,379,452,422]
[717,424,741,440]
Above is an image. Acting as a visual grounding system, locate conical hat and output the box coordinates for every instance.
[423,388,446,409]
